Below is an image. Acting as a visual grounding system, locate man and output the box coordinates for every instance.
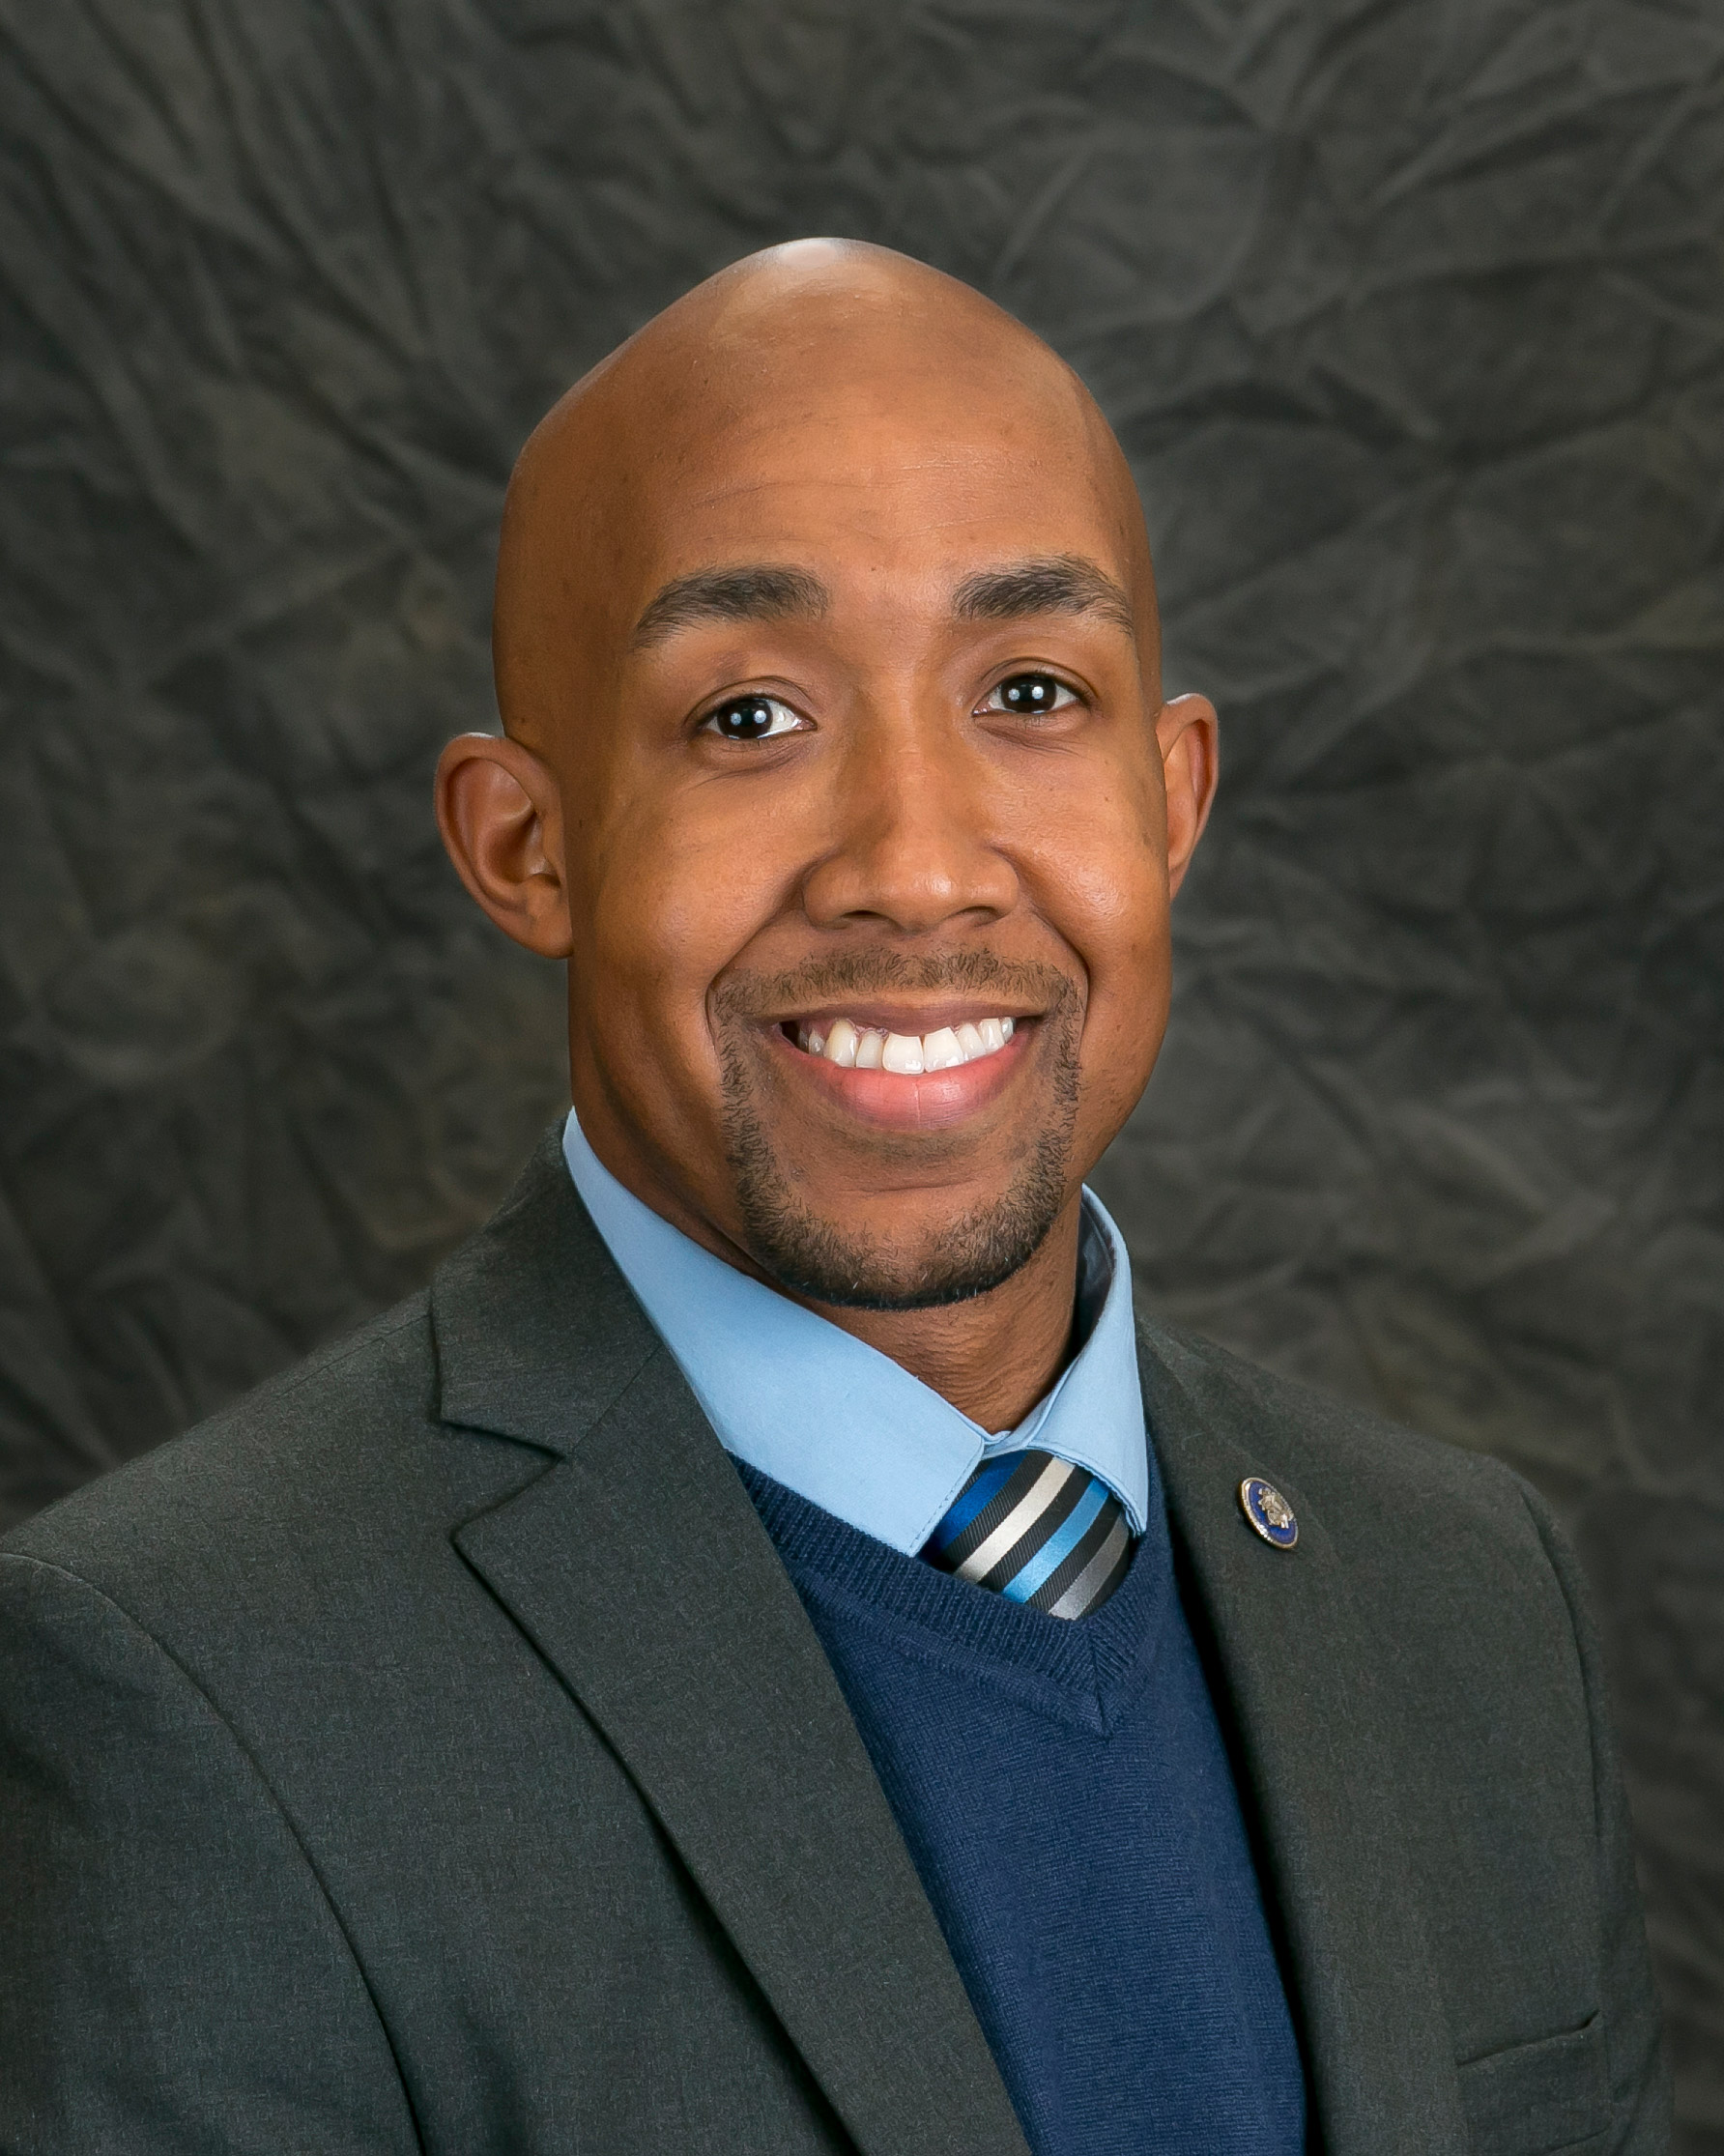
[0,241,1666,2154]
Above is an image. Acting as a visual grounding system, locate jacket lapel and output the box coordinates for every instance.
[435,1135,1030,2156]
[1136,1315,1466,2156]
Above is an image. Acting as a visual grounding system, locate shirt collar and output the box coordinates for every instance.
[560,1107,1148,1555]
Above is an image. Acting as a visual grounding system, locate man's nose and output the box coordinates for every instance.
[799,714,1020,936]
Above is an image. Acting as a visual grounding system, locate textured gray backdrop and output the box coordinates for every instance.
[2,0,1720,2141]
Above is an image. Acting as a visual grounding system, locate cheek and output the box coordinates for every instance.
[577,784,799,1045]
[1021,766,1169,987]
[1016,774,1171,1113]
[1076,891,1172,1101]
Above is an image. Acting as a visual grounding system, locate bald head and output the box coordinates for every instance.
[492,240,1158,746]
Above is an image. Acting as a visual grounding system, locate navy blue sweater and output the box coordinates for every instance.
[740,1457,1307,2156]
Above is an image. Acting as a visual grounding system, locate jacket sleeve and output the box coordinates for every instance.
[1516,1482,1673,2156]
[0,1551,419,2155]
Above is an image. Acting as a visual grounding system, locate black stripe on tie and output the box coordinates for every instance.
[1050,1518,1134,1619]
[1026,1494,1126,1613]
[1088,1531,1134,1615]
[934,1451,1057,1573]
[977,1465,1089,1594]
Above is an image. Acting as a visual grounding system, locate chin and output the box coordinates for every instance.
[730,1148,1071,1312]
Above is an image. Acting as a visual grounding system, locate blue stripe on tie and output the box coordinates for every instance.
[1001,1477,1111,1603]
[929,1454,1021,1552]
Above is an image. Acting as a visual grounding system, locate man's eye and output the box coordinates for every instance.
[700,695,806,741]
[980,673,1080,717]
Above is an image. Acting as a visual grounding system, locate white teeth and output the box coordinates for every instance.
[799,1014,1021,1075]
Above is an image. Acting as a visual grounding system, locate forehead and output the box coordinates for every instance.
[609,363,1134,619]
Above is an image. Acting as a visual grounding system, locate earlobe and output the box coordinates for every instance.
[1156,694,1219,899]
[434,732,575,959]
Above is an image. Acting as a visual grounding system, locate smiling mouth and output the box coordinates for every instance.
[789,1014,1020,1075]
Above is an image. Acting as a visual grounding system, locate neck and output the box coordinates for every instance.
[794,1197,1085,1431]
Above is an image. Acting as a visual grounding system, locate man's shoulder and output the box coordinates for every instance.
[1137,1306,1556,1566]
[0,1289,465,1612]
[1138,1308,1602,1837]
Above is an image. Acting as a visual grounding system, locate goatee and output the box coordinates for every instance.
[712,952,1082,1311]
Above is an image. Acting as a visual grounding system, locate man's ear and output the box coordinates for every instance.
[434,733,573,959]
[1156,693,1219,900]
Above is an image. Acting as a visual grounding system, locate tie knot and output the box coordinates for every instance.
[922,1450,1134,1620]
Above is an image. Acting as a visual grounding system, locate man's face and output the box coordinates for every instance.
[535,359,1207,1309]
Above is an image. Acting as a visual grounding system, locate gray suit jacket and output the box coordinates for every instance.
[0,1132,1667,2155]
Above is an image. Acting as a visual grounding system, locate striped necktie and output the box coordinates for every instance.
[921,1450,1135,1620]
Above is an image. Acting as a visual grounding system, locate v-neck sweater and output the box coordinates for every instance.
[739,1454,1307,2156]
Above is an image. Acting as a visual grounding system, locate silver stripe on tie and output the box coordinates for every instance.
[954,1455,1076,1585]
[1046,1513,1132,1620]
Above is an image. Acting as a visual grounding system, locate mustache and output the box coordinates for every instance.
[710,948,1082,1021]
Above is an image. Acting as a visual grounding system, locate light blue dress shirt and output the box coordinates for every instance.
[561,1109,1149,1555]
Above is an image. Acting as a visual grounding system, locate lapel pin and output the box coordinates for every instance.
[1239,1477,1298,1549]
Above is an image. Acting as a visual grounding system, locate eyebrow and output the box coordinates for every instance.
[630,565,829,649]
[950,555,1136,637]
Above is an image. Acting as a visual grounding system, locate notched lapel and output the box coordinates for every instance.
[455,1356,1029,2156]
[1137,1318,1467,2156]
[437,1137,1028,2156]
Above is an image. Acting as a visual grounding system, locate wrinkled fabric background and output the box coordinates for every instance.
[1,0,1720,2138]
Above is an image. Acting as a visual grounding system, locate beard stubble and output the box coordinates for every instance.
[712,951,1083,1312]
